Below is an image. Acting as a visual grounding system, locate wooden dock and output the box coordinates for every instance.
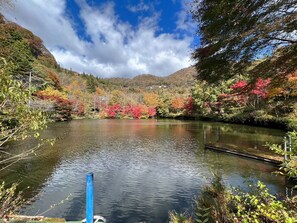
[205,144,282,165]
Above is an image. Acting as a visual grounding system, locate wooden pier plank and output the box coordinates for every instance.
[205,144,282,165]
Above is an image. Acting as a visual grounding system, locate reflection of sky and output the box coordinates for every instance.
[15,120,286,223]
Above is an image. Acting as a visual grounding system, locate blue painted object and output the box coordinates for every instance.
[86,172,94,223]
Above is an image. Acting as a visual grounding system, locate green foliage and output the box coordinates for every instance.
[192,0,297,83]
[0,182,23,218]
[269,131,297,179]
[86,75,97,93]
[157,92,172,117]
[169,211,193,223]
[195,206,210,223]
[6,40,33,79]
[194,175,230,223]
[171,176,297,223]
[192,79,235,117]
[0,58,50,217]
[230,182,297,222]
[0,59,47,147]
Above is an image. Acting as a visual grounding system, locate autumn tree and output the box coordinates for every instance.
[192,0,297,83]
[65,78,87,115]
[109,90,124,105]
[143,92,159,108]
[36,87,72,121]
[0,58,50,216]
[171,97,185,112]
[95,87,105,96]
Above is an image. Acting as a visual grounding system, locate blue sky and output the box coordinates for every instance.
[2,0,198,77]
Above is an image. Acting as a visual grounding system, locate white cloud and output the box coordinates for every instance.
[127,0,150,13]
[176,0,196,34]
[1,0,194,78]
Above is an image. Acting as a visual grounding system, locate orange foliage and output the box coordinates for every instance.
[140,104,149,115]
[171,97,185,110]
[287,70,297,83]
[36,87,72,120]
[47,69,61,89]
[143,93,159,107]
[95,87,105,96]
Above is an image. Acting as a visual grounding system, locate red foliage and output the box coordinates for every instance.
[77,102,85,116]
[148,107,156,117]
[250,78,271,98]
[121,104,132,116]
[218,78,271,108]
[131,105,142,119]
[101,104,156,119]
[231,80,248,90]
[106,104,122,118]
[183,97,195,113]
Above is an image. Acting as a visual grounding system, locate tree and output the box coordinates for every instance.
[0,58,49,217]
[35,87,72,121]
[192,0,297,83]
[143,93,159,108]
[86,76,96,93]
[109,90,124,105]
[171,97,185,112]
[183,97,195,114]
[157,92,171,117]
[0,58,47,149]
[6,40,33,80]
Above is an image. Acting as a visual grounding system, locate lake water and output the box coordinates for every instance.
[0,119,288,222]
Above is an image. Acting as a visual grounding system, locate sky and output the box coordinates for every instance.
[1,0,199,78]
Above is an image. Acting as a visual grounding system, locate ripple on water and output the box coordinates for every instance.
[0,119,286,223]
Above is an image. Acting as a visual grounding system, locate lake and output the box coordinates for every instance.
[0,119,287,223]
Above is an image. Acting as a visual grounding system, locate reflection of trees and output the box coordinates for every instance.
[0,119,288,221]
[201,122,284,150]
[0,127,66,199]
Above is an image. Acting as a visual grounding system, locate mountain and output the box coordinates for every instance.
[0,13,197,92]
[1,13,197,120]
[106,66,197,90]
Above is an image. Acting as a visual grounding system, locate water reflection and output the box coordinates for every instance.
[0,119,287,223]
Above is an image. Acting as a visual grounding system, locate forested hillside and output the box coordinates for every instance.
[2,5,296,129]
[0,13,196,121]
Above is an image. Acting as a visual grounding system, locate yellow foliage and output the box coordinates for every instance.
[39,87,67,99]
[267,87,283,98]
[65,79,86,98]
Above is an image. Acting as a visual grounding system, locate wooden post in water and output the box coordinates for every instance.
[216,127,220,142]
[203,128,206,145]
[86,172,94,223]
[289,135,292,160]
[284,136,287,161]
